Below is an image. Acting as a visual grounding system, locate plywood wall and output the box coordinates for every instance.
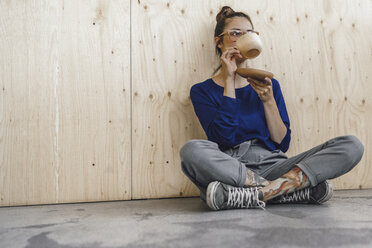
[131,0,215,199]
[0,1,59,206]
[0,0,131,206]
[0,0,371,206]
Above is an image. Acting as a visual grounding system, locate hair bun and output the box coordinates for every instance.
[216,6,235,22]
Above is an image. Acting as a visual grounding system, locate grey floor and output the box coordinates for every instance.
[1,190,372,248]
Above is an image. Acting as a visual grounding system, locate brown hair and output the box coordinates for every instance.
[212,6,255,75]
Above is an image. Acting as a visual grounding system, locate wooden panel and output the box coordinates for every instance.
[132,0,372,199]
[57,0,131,203]
[0,1,59,206]
[0,0,131,206]
[131,0,227,198]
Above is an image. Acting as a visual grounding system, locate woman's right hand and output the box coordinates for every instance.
[220,47,243,79]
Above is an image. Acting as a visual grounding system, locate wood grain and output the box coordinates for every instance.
[0,0,131,206]
[0,1,59,206]
[57,0,131,203]
[131,0,220,198]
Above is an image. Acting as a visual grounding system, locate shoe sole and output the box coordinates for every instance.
[318,180,334,203]
[206,181,220,210]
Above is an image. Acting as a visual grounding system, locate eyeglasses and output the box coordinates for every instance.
[218,29,260,41]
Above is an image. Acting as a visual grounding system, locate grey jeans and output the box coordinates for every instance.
[179,135,364,201]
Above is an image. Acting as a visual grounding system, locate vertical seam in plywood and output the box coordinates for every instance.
[54,63,60,204]
[130,0,133,200]
[54,1,61,204]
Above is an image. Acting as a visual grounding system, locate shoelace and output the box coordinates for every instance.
[279,188,311,203]
[227,187,266,209]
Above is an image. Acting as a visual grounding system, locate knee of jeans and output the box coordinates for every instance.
[181,161,194,178]
[342,135,364,169]
[179,139,216,161]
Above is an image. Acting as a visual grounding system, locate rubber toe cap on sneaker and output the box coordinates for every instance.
[206,182,227,210]
[310,180,334,204]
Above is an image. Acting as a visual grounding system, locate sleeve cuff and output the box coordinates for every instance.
[275,127,291,152]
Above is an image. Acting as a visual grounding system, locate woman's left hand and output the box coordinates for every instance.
[247,77,274,103]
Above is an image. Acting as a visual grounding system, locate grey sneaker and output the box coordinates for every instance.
[269,180,334,204]
[206,181,266,210]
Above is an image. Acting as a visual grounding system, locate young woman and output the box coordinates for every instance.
[179,6,364,210]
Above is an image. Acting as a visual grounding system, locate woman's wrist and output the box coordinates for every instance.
[262,95,275,105]
[223,77,236,98]
[224,75,235,85]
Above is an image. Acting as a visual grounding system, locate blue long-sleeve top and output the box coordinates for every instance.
[190,77,291,152]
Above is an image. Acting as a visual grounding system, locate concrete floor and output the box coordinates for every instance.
[1,190,372,248]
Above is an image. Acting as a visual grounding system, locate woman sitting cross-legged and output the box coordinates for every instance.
[179,6,364,210]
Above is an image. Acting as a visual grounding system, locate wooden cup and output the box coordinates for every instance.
[236,32,263,59]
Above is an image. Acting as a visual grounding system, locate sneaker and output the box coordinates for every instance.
[269,180,334,204]
[206,181,266,210]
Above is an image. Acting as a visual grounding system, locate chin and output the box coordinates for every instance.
[236,57,247,65]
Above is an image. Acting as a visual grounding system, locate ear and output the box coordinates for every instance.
[214,36,223,49]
